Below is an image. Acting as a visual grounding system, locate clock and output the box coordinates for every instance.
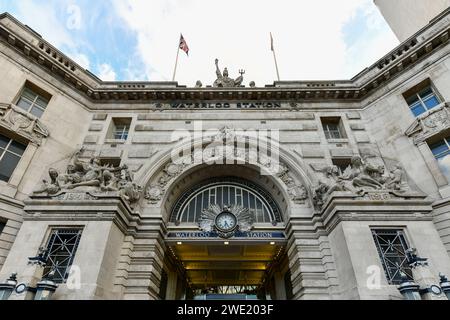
[15,283,27,294]
[215,210,238,233]
[430,285,442,295]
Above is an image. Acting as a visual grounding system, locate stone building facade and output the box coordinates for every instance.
[374,0,450,42]
[1,10,450,300]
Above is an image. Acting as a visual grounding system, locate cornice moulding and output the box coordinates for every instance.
[1,10,450,103]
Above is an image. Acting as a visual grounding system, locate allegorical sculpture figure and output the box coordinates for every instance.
[33,148,141,206]
[312,156,413,208]
[340,156,384,190]
[33,168,61,195]
[213,59,244,87]
[314,165,348,207]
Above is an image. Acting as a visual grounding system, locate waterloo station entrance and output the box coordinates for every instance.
[158,165,293,300]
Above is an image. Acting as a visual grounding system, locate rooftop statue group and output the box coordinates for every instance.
[213,59,244,88]
[314,156,410,208]
[33,148,141,205]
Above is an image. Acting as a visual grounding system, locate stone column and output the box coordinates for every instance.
[165,271,178,300]
[123,217,166,300]
[273,272,287,300]
[286,218,333,300]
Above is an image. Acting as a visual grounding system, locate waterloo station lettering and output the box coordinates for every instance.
[168,102,282,109]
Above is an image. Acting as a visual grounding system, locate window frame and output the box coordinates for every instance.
[15,83,51,118]
[0,133,28,183]
[404,81,443,117]
[320,117,346,140]
[371,228,414,285]
[107,118,132,142]
[42,228,83,284]
[429,137,450,160]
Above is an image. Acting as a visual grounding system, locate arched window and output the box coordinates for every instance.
[171,178,282,224]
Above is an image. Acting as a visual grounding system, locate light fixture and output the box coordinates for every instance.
[34,270,58,301]
[270,242,276,246]
[439,273,450,300]
[398,272,421,300]
[0,273,18,300]
[177,242,183,245]
[224,241,229,245]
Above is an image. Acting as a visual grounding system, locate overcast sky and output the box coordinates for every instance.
[0,0,399,86]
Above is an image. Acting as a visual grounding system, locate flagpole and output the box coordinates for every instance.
[270,32,281,81]
[172,35,180,81]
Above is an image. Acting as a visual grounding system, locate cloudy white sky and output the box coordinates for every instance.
[0,0,399,86]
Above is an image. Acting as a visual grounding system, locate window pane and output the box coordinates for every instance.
[35,96,49,109]
[406,94,420,106]
[437,155,450,182]
[21,87,38,101]
[423,95,440,109]
[430,140,449,158]
[0,152,21,182]
[16,98,32,111]
[30,106,45,118]
[418,87,434,100]
[410,101,426,117]
[7,140,26,156]
[0,221,5,235]
[0,135,9,149]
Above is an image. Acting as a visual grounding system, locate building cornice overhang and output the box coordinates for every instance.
[1,10,450,103]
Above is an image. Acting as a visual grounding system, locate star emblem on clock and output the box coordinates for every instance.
[199,204,254,238]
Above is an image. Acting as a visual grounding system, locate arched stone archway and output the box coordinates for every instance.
[123,130,338,300]
[135,131,318,221]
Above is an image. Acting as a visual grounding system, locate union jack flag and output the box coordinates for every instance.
[179,34,189,56]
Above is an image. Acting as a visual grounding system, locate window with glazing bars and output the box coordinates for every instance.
[43,229,83,283]
[406,85,441,117]
[0,134,27,182]
[372,229,413,285]
[321,117,345,139]
[110,118,131,140]
[16,86,50,118]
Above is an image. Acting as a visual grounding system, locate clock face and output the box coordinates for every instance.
[430,285,442,295]
[215,211,237,232]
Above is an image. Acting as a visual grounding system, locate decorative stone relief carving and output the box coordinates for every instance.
[405,102,450,144]
[0,103,49,145]
[311,156,413,209]
[144,184,165,204]
[33,148,142,206]
[277,164,308,204]
[144,140,308,205]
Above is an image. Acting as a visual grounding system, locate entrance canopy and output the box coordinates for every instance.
[169,242,284,289]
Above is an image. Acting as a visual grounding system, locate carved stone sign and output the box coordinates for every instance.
[168,102,282,109]
[167,231,285,239]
